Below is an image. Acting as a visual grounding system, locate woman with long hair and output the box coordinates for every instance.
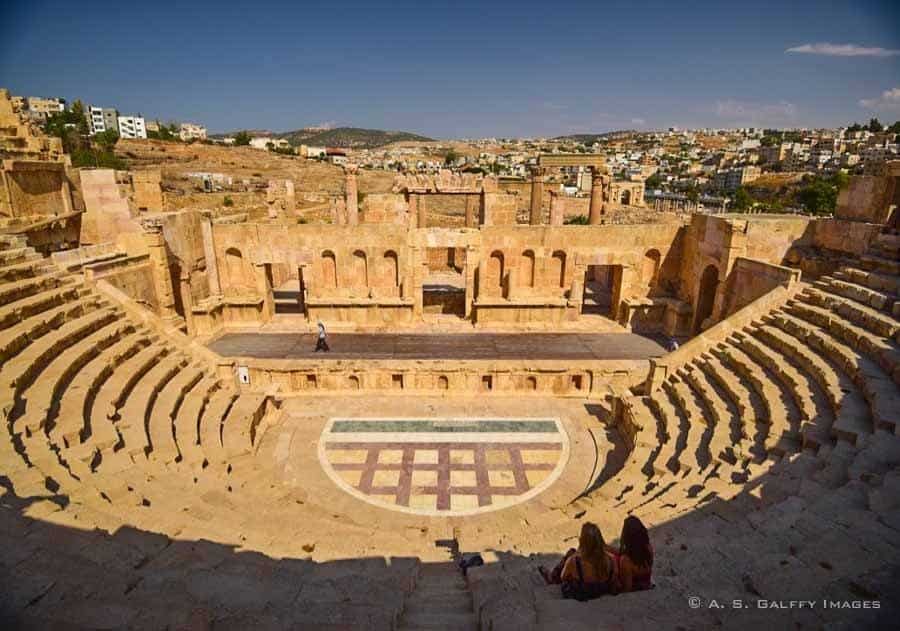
[612,515,654,592]
[538,522,617,600]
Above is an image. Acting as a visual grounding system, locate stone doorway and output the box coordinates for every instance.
[274,266,306,315]
[423,247,466,318]
[693,264,719,333]
[582,264,622,318]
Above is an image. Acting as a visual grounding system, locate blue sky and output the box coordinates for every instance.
[1,0,899,137]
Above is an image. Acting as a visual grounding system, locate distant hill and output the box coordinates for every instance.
[554,131,637,143]
[276,127,433,149]
[210,126,432,149]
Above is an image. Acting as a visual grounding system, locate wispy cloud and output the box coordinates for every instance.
[859,87,900,111]
[630,118,646,126]
[713,99,797,123]
[786,43,900,57]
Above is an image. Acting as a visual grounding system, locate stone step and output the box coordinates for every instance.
[0,307,118,416]
[15,318,132,438]
[398,610,475,631]
[173,376,221,468]
[860,252,900,276]
[731,329,814,436]
[222,393,268,457]
[147,364,205,464]
[0,279,85,331]
[758,318,869,448]
[712,342,796,455]
[662,377,709,472]
[198,389,238,466]
[833,266,900,297]
[115,353,187,460]
[803,286,899,340]
[0,267,65,305]
[678,364,735,464]
[646,395,682,476]
[789,297,900,383]
[90,344,170,458]
[816,276,896,313]
[56,333,153,459]
[0,292,100,365]
[695,353,763,460]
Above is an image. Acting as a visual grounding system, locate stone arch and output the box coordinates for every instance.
[352,250,368,289]
[382,250,399,288]
[551,250,566,288]
[347,375,360,389]
[694,264,719,334]
[642,249,661,289]
[525,376,537,391]
[487,250,504,294]
[321,250,337,288]
[621,189,632,205]
[437,375,449,390]
[521,250,535,288]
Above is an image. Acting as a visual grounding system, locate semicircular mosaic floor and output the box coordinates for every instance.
[318,417,570,516]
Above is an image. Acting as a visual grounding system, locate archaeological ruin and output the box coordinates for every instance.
[1,86,899,629]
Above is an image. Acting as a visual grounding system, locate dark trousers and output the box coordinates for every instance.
[546,548,577,584]
[314,337,330,352]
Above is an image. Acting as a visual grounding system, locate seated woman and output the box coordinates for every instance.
[538,522,617,600]
[610,515,653,592]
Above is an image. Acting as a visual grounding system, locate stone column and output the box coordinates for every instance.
[178,270,195,335]
[344,166,359,226]
[417,194,427,228]
[140,217,178,324]
[570,266,585,312]
[549,192,564,226]
[200,212,222,296]
[588,169,605,225]
[465,194,479,228]
[407,194,418,229]
[464,246,476,319]
[529,167,544,225]
[254,263,275,321]
[506,266,518,301]
[476,258,490,299]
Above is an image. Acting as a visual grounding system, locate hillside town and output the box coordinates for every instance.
[15,92,900,219]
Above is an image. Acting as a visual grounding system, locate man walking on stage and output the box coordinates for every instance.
[314,320,330,352]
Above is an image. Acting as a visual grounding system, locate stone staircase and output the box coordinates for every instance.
[398,562,476,631]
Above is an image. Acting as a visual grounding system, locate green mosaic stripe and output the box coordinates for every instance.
[331,419,559,434]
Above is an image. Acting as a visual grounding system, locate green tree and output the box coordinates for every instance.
[888,121,900,134]
[796,175,841,215]
[732,187,753,211]
[867,118,883,132]
[644,173,664,189]
[93,129,119,151]
[564,214,590,225]
[233,131,251,146]
[443,149,460,165]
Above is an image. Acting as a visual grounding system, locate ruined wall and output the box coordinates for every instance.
[835,175,896,224]
[360,193,410,225]
[720,257,799,317]
[131,170,164,212]
[79,169,142,245]
[811,218,882,255]
[5,168,68,216]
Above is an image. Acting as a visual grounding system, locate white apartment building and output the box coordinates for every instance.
[117,116,147,139]
[88,106,118,135]
[179,123,207,141]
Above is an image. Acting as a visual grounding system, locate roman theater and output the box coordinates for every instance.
[1,88,899,629]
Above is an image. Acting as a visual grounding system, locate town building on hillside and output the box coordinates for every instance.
[117,115,147,139]
[249,136,289,150]
[179,123,207,141]
[21,96,66,121]
[87,106,118,135]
